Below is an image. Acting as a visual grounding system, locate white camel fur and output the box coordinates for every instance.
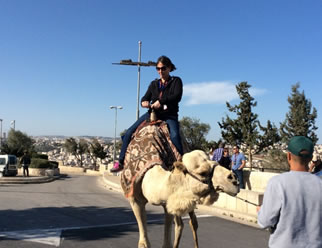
[127,149,239,248]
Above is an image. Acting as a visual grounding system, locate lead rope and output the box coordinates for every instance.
[235,196,259,206]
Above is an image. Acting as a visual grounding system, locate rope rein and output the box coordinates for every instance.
[235,196,259,206]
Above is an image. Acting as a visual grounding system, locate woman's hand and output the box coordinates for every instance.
[141,101,150,108]
[151,100,161,109]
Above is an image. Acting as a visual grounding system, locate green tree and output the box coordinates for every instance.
[64,138,88,167]
[89,139,107,170]
[257,120,281,152]
[0,129,34,157]
[218,82,260,167]
[180,117,210,150]
[280,83,318,144]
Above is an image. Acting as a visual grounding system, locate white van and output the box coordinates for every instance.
[0,155,18,177]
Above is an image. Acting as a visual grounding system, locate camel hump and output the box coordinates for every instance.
[120,121,182,197]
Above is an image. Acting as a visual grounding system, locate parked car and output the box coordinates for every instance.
[0,155,18,177]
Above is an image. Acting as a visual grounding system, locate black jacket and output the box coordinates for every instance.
[141,76,183,118]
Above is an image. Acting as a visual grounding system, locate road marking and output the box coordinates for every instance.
[0,229,61,247]
[0,214,213,246]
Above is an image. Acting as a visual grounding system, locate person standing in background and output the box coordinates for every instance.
[212,142,225,162]
[231,145,246,189]
[20,151,31,177]
[218,148,231,170]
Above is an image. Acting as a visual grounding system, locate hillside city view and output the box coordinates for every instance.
[32,135,118,168]
[1,132,321,172]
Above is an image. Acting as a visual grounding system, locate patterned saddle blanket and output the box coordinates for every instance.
[120,120,182,198]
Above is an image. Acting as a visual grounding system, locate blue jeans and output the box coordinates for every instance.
[118,112,183,163]
[233,169,244,189]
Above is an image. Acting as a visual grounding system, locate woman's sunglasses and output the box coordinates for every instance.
[156,66,167,71]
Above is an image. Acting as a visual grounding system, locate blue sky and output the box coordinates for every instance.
[1,0,321,142]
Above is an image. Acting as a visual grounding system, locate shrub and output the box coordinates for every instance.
[32,153,49,160]
[30,158,58,169]
[261,149,289,172]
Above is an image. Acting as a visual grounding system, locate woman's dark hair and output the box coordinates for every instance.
[157,55,176,72]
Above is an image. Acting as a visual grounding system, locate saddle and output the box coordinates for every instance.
[120,116,182,198]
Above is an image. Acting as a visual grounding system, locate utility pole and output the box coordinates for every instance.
[110,106,123,164]
[113,41,156,120]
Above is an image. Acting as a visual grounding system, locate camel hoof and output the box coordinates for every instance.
[138,242,148,248]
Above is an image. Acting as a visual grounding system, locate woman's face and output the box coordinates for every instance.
[156,62,170,80]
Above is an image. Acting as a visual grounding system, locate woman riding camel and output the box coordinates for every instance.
[111,55,183,172]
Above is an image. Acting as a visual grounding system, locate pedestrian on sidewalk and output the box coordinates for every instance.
[20,151,31,177]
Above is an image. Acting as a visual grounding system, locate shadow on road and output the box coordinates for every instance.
[0,206,164,241]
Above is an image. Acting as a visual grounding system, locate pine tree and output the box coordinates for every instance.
[218,82,259,167]
[280,83,318,144]
[258,120,281,151]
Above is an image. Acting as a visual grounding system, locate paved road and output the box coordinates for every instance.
[0,175,269,247]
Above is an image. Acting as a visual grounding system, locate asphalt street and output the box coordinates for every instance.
[0,175,269,247]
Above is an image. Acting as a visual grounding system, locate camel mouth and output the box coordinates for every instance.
[214,185,224,192]
[226,191,239,197]
[214,185,239,196]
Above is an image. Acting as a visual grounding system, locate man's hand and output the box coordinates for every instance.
[256,206,261,213]
[151,100,161,109]
[141,101,150,108]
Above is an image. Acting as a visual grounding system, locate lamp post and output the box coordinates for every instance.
[10,120,15,130]
[0,119,2,148]
[112,41,156,120]
[110,106,123,164]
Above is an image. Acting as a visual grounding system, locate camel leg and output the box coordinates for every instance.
[173,215,184,248]
[162,205,174,248]
[189,211,199,248]
[129,197,150,248]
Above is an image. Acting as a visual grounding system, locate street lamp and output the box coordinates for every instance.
[0,119,2,148]
[110,106,123,164]
[112,41,156,120]
[10,120,15,130]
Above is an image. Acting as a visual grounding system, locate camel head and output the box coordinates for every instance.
[166,150,217,215]
[181,150,216,196]
[182,150,239,198]
[212,165,239,196]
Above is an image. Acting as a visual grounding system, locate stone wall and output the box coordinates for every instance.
[243,170,279,192]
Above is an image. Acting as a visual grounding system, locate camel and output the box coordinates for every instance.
[120,121,239,248]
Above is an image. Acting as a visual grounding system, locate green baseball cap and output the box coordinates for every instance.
[287,136,314,158]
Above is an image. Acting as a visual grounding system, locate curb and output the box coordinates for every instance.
[102,175,123,193]
[0,175,61,184]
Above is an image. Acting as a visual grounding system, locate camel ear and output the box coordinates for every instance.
[173,161,187,173]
